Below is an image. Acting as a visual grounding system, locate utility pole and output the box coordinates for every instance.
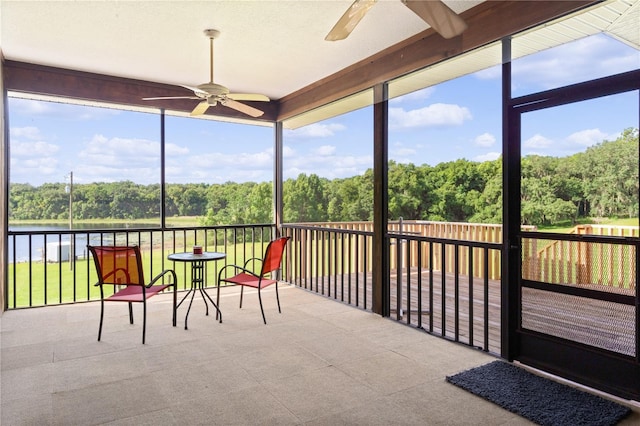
[66,171,74,269]
[68,171,73,231]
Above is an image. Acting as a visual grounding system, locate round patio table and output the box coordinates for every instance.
[168,251,226,329]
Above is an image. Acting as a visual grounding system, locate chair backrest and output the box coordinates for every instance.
[260,237,290,277]
[87,245,145,286]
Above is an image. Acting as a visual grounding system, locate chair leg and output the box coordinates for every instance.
[172,286,177,327]
[258,287,266,324]
[128,302,134,324]
[216,280,221,320]
[275,282,281,314]
[142,300,147,344]
[239,286,244,308]
[98,299,105,341]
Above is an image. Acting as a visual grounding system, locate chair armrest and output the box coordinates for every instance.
[147,269,177,288]
[243,257,263,270]
[218,264,260,281]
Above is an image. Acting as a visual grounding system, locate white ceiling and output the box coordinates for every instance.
[0,0,483,101]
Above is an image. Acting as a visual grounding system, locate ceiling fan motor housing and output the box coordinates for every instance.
[197,82,230,96]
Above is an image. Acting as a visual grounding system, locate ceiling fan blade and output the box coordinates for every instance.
[180,84,208,97]
[325,0,377,41]
[190,100,210,116]
[142,96,200,100]
[222,99,264,117]
[227,93,270,102]
[402,0,467,39]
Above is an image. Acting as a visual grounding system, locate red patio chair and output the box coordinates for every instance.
[217,237,290,324]
[87,245,177,344]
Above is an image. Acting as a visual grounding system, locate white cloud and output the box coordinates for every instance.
[389,103,472,129]
[9,98,54,115]
[474,132,496,147]
[313,145,336,156]
[78,135,160,167]
[391,142,417,158]
[187,151,273,169]
[512,34,639,91]
[282,146,296,157]
[392,147,417,157]
[565,128,609,147]
[11,140,60,157]
[474,152,501,162]
[475,65,501,80]
[10,126,43,140]
[286,123,346,138]
[165,142,190,156]
[390,87,436,104]
[14,157,59,169]
[164,147,276,183]
[284,150,372,181]
[9,97,120,120]
[524,134,553,149]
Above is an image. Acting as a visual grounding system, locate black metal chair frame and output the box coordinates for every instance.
[88,245,177,344]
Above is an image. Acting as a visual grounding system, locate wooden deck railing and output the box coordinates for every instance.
[299,220,535,281]
[522,225,639,288]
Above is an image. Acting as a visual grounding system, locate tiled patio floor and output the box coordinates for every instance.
[1,284,638,425]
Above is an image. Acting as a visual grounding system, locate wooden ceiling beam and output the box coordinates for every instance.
[277,0,597,121]
[3,60,279,122]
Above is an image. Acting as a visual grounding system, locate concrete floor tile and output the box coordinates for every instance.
[233,342,329,383]
[53,375,169,425]
[295,329,386,366]
[262,365,377,423]
[336,350,435,395]
[102,408,178,426]
[1,363,55,402]
[1,393,54,426]
[170,384,300,425]
[151,356,259,404]
[52,348,146,392]
[1,341,54,371]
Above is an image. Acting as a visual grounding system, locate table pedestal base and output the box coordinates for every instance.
[176,260,222,329]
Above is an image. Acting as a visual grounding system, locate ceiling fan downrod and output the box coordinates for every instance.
[204,29,220,84]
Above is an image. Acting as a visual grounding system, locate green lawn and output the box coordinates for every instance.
[10,216,201,227]
[537,217,639,234]
[7,240,270,308]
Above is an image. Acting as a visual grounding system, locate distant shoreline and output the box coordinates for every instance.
[9,216,201,227]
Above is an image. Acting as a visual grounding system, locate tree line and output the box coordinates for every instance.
[9,128,638,227]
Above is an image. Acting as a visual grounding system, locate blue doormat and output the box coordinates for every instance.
[446,361,630,426]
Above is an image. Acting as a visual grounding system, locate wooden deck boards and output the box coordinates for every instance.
[294,269,635,357]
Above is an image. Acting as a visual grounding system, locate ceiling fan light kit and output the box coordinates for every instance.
[142,29,269,118]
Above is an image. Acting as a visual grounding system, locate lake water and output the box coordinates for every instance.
[8,223,157,263]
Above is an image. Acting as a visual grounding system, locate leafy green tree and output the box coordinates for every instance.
[581,128,639,218]
[388,161,428,220]
[283,173,329,222]
[521,155,578,225]
[179,185,208,216]
[429,159,486,222]
[470,158,502,223]
[327,173,373,221]
[7,127,638,228]
[246,182,273,224]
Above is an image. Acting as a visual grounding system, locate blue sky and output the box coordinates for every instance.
[8,33,640,186]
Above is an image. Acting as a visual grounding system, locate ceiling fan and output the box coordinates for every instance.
[143,29,269,118]
[325,0,467,41]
